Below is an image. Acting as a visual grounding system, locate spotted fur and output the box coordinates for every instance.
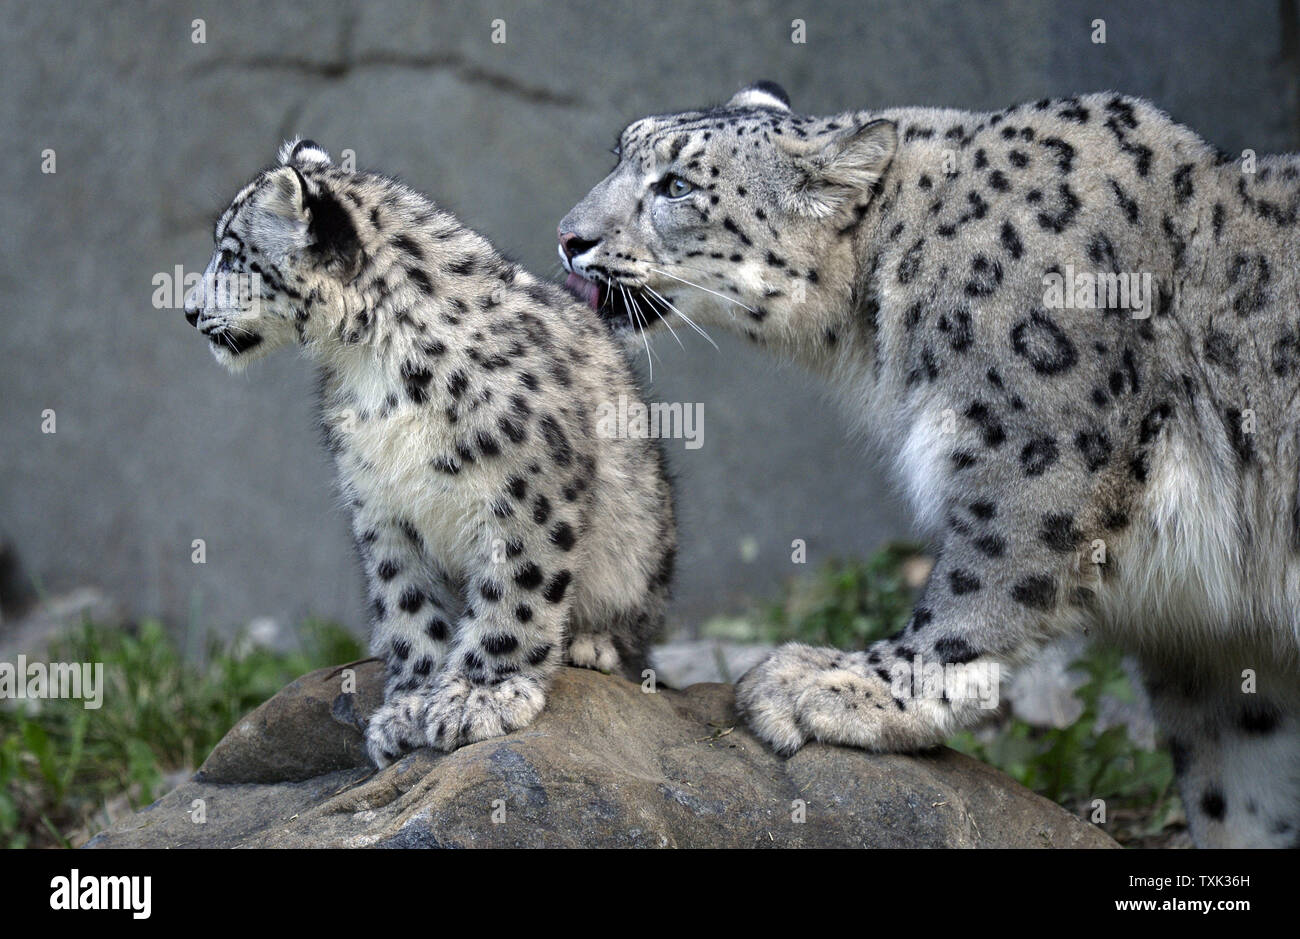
[560,84,1300,847]
[185,140,675,767]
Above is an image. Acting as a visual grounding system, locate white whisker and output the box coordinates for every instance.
[621,284,654,382]
[649,267,755,314]
[644,286,719,351]
[634,287,683,349]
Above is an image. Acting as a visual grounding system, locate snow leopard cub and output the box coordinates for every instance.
[560,82,1300,848]
[185,140,675,767]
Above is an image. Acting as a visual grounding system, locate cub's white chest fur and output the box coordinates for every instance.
[332,406,482,573]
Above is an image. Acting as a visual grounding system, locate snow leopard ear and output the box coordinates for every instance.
[278,137,332,168]
[261,166,309,221]
[262,138,333,221]
[785,119,897,218]
[727,81,791,111]
[302,183,362,280]
[259,167,362,280]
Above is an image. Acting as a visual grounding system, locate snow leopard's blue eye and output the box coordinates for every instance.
[660,174,693,199]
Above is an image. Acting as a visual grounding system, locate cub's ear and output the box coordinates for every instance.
[784,119,897,218]
[262,166,309,220]
[278,137,332,168]
[727,80,791,112]
[303,184,362,281]
[258,166,361,280]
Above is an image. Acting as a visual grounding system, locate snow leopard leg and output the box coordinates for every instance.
[358,516,461,766]
[565,539,674,681]
[735,535,1084,755]
[1140,655,1300,848]
[567,588,669,682]
[736,430,1109,756]
[563,450,675,679]
[414,485,584,755]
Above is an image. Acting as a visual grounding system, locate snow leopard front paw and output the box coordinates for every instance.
[365,691,433,768]
[735,642,907,757]
[423,671,547,752]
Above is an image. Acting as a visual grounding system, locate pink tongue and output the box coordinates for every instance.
[566,273,600,311]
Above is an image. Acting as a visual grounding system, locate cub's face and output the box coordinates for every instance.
[184,139,359,370]
[558,82,896,341]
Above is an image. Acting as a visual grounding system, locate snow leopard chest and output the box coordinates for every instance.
[327,403,483,573]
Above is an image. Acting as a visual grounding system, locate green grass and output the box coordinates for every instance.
[0,617,361,848]
[706,545,1181,844]
[751,542,924,648]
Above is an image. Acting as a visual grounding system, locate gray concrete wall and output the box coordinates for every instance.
[2,0,1296,640]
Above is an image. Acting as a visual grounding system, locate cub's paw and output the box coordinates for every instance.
[565,633,622,673]
[735,642,906,756]
[423,672,547,752]
[365,691,433,768]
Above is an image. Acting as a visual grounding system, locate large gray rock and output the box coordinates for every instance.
[87,664,1115,848]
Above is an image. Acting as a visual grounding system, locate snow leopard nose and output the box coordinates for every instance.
[183,280,205,326]
[558,230,599,261]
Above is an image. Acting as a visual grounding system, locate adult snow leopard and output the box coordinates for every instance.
[558,82,1300,848]
[184,140,675,767]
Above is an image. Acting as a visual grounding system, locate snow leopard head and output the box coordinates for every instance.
[558,82,896,343]
[184,139,362,370]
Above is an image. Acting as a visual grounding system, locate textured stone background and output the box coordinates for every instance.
[2,0,1297,641]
